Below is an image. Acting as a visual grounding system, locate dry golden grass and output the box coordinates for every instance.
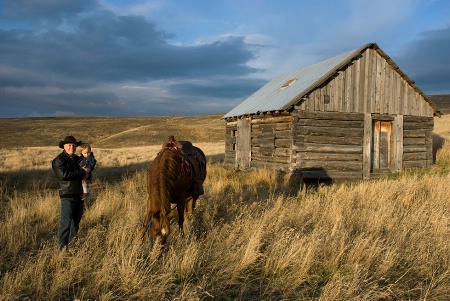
[0,115,449,300]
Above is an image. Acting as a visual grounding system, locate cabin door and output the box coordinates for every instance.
[236,117,251,170]
[371,120,392,171]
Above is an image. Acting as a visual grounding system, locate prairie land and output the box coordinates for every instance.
[0,114,449,300]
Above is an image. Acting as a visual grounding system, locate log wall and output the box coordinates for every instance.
[293,110,365,179]
[402,115,434,168]
[249,115,293,171]
[224,120,237,169]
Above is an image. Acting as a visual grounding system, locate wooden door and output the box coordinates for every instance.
[372,120,392,170]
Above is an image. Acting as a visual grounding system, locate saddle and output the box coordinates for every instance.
[162,136,206,195]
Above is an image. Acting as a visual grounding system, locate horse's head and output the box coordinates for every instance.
[148,211,169,246]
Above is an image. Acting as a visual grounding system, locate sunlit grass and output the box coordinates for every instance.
[0,116,449,300]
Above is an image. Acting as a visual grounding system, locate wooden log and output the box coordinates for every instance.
[297,160,362,171]
[403,161,428,168]
[403,119,434,129]
[295,110,365,121]
[297,143,363,154]
[250,160,289,171]
[403,152,428,161]
[256,146,275,156]
[274,130,292,139]
[251,116,292,124]
[274,148,291,156]
[403,137,426,145]
[403,129,427,138]
[274,138,291,148]
[299,170,363,179]
[403,145,426,153]
[251,131,276,140]
[297,152,362,161]
[296,118,364,128]
[296,135,362,145]
[252,155,291,164]
[371,114,395,121]
[296,125,363,137]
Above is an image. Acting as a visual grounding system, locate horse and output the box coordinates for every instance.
[139,136,206,246]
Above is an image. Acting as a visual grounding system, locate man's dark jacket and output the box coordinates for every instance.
[52,151,86,197]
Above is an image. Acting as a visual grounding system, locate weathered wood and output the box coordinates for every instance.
[274,148,291,156]
[403,137,426,145]
[252,129,291,139]
[251,131,277,140]
[403,152,428,161]
[362,113,372,179]
[274,130,292,138]
[298,160,362,171]
[224,46,437,177]
[296,110,365,121]
[252,155,291,164]
[403,145,426,153]
[251,116,292,124]
[392,115,403,172]
[403,121,434,130]
[297,118,364,128]
[296,125,363,137]
[297,152,362,161]
[250,160,289,171]
[371,114,395,121]
[256,146,275,155]
[251,139,274,148]
[296,135,362,145]
[403,161,427,168]
[403,129,427,138]
[298,143,363,153]
[299,170,363,179]
[236,118,251,170]
[274,139,291,148]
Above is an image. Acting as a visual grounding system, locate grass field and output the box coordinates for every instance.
[0,114,449,300]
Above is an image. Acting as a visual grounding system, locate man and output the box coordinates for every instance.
[52,135,90,251]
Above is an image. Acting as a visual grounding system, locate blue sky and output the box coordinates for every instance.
[1,0,449,117]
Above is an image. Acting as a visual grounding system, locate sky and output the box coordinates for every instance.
[0,0,449,118]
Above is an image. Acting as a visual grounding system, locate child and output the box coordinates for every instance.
[79,143,97,199]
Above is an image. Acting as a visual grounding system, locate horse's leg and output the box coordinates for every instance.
[185,195,199,215]
[138,200,153,242]
[177,197,186,235]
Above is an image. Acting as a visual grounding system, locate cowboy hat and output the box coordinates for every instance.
[59,135,82,148]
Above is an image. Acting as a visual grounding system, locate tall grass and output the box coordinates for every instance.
[1,117,449,300]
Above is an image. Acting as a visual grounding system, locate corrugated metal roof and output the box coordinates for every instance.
[223,43,442,119]
[223,46,361,119]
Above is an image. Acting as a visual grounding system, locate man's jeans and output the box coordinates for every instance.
[58,197,84,250]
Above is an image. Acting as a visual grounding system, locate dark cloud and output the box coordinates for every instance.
[394,26,450,94]
[1,0,96,25]
[0,1,262,117]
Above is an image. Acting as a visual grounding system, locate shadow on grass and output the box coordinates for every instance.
[0,153,224,195]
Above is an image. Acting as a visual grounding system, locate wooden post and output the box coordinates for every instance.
[392,115,403,172]
[363,113,372,179]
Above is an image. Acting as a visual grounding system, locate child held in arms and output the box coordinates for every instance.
[79,143,97,199]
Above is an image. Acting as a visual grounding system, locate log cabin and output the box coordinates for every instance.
[223,43,442,180]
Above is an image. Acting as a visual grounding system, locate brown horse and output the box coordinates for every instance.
[139,136,206,246]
